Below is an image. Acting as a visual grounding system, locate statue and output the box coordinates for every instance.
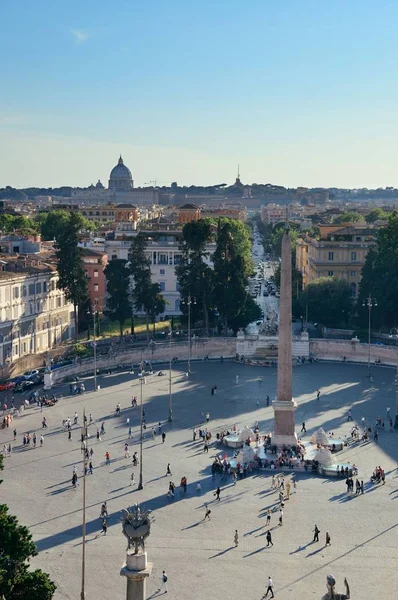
[322,575,350,600]
[121,504,152,554]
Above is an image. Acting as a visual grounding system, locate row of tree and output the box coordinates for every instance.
[0,210,97,240]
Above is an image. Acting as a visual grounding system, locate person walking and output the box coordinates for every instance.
[264,576,275,599]
[105,451,110,465]
[266,508,271,527]
[316,389,320,401]
[203,504,211,521]
[157,571,168,594]
[286,481,291,499]
[124,443,130,458]
[266,530,273,547]
[234,530,239,547]
[271,475,276,489]
[214,486,221,501]
[88,461,93,474]
[206,412,210,422]
[325,531,331,546]
[235,375,239,384]
[360,480,364,494]
[13,428,16,440]
[301,422,306,433]
[266,394,270,406]
[166,463,172,476]
[40,435,44,447]
[313,524,320,542]
[130,472,135,486]
[278,508,283,526]
[162,431,166,443]
[128,427,132,439]
[347,410,353,421]
[102,518,107,536]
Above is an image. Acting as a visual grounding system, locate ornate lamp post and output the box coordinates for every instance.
[87,308,100,391]
[362,294,377,378]
[80,411,97,599]
[168,332,172,422]
[182,295,196,373]
[138,378,144,490]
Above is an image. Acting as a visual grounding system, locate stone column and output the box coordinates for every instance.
[120,552,152,600]
[273,229,297,447]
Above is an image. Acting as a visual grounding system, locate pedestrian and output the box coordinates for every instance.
[102,518,107,535]
[266,508,271,526]
[347,410,353,421]
[266,394,270,406]
[278,509,283,526]
[317,389,320,400]
[166,463,172,476]
[90,448,94,458]
[100,501,108,517]
[33,433,37,448]
[128,427,132,439]
[206,412,210,422]
[234,529,239,547]
[266,530,273,547]
[72,472,78,488]
[162,432,166,443]
[89,461,93,474]
[264,576,275,599]
[325,531,331,546]
[271,475,275,489]
[7,443,11,455]
[374,430,378,443]
[360,480,364,494]
[204,504,211,521]
[301,421,306,433]
[130,472,135,485]
[193,427,197,441]
[157,571,168,594]
[204,441,209,453]
[381,469,385,484]
[293,478,297,492]
[313,524,320,542]
[68,430,72,440]
[235,375,239,384]
[124,443,130,458]
[105,451,110,465]
[214,486,221,501]
[284,480,290,498]
[40,435,44,447]
[13,428,16,440]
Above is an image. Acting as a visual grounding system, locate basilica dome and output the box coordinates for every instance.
[109,156,134,191]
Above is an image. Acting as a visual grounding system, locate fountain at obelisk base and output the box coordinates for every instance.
[272,227,298,448]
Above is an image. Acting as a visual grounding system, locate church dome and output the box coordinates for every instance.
[109,156,133,191]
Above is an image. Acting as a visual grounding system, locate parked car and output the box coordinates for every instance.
[23,369,39,380]
[0,381,15,391]
[14,380,35,393]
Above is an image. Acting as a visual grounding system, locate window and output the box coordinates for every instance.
[175,299,180,312]
[160,269,165,275]
[22,285,27,297]
[158,254,168,265]
[328,271,334,276]
[159,282,166,292]
[13,287,19,299]
[328,252,334,261]
[43,281,47,292]
[94,284,99,292]
[350,270,356,277]
[112,254,117,260]
[57,297,61,308]
[351,251,357,261]
[28,283,35,295]
[94,270,99,278]
[36,282,42,294]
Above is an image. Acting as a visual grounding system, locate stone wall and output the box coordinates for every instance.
[310,339,398,367]
[236,333,310,360]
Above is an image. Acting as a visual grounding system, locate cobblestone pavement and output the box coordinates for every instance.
[1,361,398,599]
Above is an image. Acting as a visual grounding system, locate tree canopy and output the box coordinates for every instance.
[299,277,353,327]
[364,208,389,224]
[103,259,132,339]
[358,211,398,328]
[332,212,362,224]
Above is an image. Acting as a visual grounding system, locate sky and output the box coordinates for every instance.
[1,0,398,189]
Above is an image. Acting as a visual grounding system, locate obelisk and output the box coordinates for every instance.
[272,227,297,447]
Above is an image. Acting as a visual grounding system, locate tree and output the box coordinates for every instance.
[365,208,388,224]
[358,211,398,328]
[175,220,215,333]
[55,212,89,338]
[213,220,253,333]
[0,455,56,600]
[38,210,95,240]
[103,259,131,340]
[333,212,362,224]
[129,233,165,340]
[299,277,353,327]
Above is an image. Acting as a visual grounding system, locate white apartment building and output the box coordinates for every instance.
[80,223,216,315]
[0,258,75,367]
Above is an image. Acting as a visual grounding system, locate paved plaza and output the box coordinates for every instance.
[1,361,398,599]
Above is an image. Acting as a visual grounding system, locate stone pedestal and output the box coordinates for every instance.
[120,551,152,600]
[44,372,53,390]
[272,399,298,447]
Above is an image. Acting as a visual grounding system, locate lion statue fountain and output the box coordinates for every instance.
[322,575,350,600]
[121,504,152,554]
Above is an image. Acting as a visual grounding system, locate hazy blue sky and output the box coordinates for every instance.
[1,0,398,189]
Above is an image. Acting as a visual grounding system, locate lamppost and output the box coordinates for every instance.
[395,357,398,429]
[363,294,377,378]
[138,377,144,490]
[87,308,99,392]
[182,295,196,373]
[168,332,172,422]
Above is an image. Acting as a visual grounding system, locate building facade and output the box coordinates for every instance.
[0,258,75,367]
[82,249,108,312]
[296,225,377,297]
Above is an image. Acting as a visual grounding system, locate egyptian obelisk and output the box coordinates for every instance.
[272,226,297,447]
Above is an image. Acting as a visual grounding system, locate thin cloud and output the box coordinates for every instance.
[70,29,88,44]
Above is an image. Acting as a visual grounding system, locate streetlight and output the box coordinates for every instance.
[182,294,196,373]
[363,294,377,378]
[87,308,99,392]
[138,378,144,490]
[168,332,173,422]
[80,409,96,600]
